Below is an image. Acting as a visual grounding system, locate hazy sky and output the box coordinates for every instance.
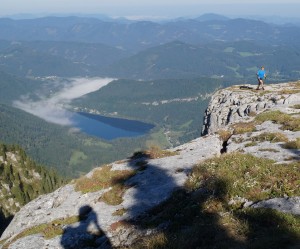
[1,0,299,18]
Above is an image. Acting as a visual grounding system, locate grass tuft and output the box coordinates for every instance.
[283,138,300,149]
[232,122,256,135]
[75,165,136,194]
[2,216,79,249]
[217,129,232,141]
[250,132,288,143]
[255,110,300,131]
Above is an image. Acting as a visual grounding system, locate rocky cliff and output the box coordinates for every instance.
[1,81,300,249]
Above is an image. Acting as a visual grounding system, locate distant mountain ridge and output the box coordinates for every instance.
[0,16,300,52]
[1,16,300,79]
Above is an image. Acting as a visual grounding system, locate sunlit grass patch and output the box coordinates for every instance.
[132,146,179,160]
[231,121,256,134]
[244,141,258,147]
[75,165,136,194]
[217,129,232,142]
[2,216,79,249]
[186,153,300,202]
[250,132,288,143]
[255,110,300,131]
[99,184,129,205]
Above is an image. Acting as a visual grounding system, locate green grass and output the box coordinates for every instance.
[245,141,258,147]
[255,110,300,131]
[131,153,300,249]
[186,153,300,201]
[232,121,256,134]
[284,138,300,149]
[1,216,79,249]
[75,165,136,194]
[250,132,288,143]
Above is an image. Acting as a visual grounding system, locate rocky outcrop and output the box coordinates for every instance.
[1,81,300,249]
[202,82,300,135]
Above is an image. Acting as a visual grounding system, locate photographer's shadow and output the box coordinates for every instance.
[60,205,111,249]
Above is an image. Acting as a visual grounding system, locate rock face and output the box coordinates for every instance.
[202,82,300,135]
[1,81,300,249]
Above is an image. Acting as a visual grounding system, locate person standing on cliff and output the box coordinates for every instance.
[256,66,266,90]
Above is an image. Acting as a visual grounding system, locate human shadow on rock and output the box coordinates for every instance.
[60,205,112,249]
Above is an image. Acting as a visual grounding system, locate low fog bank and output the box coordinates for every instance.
[13,77,115,126]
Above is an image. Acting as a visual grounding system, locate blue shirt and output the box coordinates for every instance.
[257,69,265,79]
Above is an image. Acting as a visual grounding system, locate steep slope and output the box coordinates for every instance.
[0,143,65,236]
[1,81,299,248]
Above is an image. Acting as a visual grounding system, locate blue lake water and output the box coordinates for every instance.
[70,112,155,140]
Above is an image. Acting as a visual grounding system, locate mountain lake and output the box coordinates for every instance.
[70,112,155,140]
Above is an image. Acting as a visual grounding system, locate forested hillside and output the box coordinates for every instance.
[0,142,65,235]
[0,104,158,177]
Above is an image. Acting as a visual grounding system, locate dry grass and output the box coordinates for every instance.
[255,110,300,131]
[112,208,127,216]
[278,89,300,95]
[217,129,232,141]
[244,141,258,147]
[2,216,79,249]
[284,138,300,149]
[231,122,256,135]
[146,146,179,159]
[99,185,129,205]
[75,165,136,194]
[250,132,289,143]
